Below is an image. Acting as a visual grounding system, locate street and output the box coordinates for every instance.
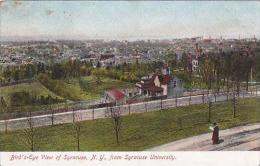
[148,123,260,151]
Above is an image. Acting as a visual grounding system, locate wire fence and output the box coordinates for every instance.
[1,91,260,151]
[0,85,259,132]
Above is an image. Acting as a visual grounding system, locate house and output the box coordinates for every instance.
[122,88,139,98]
[104,89,126,105]
[136,65,184,98]
[136,75,164,97]
[192,59,199,72]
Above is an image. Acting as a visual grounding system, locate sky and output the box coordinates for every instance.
[1,1,260,40]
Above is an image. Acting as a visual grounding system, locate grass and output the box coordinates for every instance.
[38,74,94,101]
[0,81,66,113]
[0,81,61,100]
[0,97,259,151]
[80,76,134,98]
[38,74,134,101]
[0,75,134,114]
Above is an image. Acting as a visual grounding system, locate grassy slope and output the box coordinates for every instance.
[37,75,93,101]
[0,97,259,151]
[81,76,134,98]
[38,75,133,101]
[0,76,133,113]
[0,82,65,113]
[0,81,61,99]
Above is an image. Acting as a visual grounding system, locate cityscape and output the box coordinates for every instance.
[0,1,260,153]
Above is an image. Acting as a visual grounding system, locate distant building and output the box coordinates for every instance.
[104,89,126,105]
[136,65,184,98]
[192,59,199,72]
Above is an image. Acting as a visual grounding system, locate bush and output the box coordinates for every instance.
[9,90,64,106]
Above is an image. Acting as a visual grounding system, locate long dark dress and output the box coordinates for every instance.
[212,126,219,144]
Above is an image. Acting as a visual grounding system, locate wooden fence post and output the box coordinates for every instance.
[128,104,131,115]
[189,94,191,105]
[160,98,163,110]
[175,95,178,107]
[72,108,75,123]
[226,90,229,101]
[5,120,8,134]
[51,110,54,126]
[145,101,147,112]
[92,107,95,120]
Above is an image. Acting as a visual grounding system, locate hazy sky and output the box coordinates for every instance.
[1,1,260,39]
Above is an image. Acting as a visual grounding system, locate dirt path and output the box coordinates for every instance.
[148,123,260,151]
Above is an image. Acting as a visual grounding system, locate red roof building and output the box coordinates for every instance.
[104,89,126,105]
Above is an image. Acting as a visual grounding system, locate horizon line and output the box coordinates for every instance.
[1,34,259,42]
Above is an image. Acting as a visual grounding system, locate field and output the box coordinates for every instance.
[0,81,65,113]
[80,76,134,97]
[38,75,134,101]
[0,75,134,113]
[0,81,61,100]
[0,97,259,151]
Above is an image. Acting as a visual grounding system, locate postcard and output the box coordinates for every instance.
[0,1,260,166]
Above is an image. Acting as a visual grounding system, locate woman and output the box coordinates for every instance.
[209,122,219,144]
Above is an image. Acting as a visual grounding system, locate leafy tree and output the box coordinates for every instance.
[0,97,7,112]
[91,68,104,84]
[199,57,215,91]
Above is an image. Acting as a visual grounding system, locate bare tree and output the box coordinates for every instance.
[232,89,237,118]
[208,98,212,123]
[73,114,81,151]
[22,111,37,151]
[110,106,122,144]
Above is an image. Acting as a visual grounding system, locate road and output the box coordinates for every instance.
[0,90,259,132]
[148,123,260,151]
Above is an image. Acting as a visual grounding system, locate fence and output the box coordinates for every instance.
[0,100,98,120]
[0,86,259,132]
[0,79,34,87]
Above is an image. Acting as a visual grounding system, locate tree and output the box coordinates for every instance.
[73,114,81,151]
[0,97,7,113]
[230,52,244,96]
[199,57,215,91]
[243,55,254,91]
[22,112,37,151]
[51,63,64,79]
[24,64,36,79]
[208,98,212,123]
[212,54,223,92]
[232,87,237,118]
[110,106,122,144]
[91,68,104,84]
